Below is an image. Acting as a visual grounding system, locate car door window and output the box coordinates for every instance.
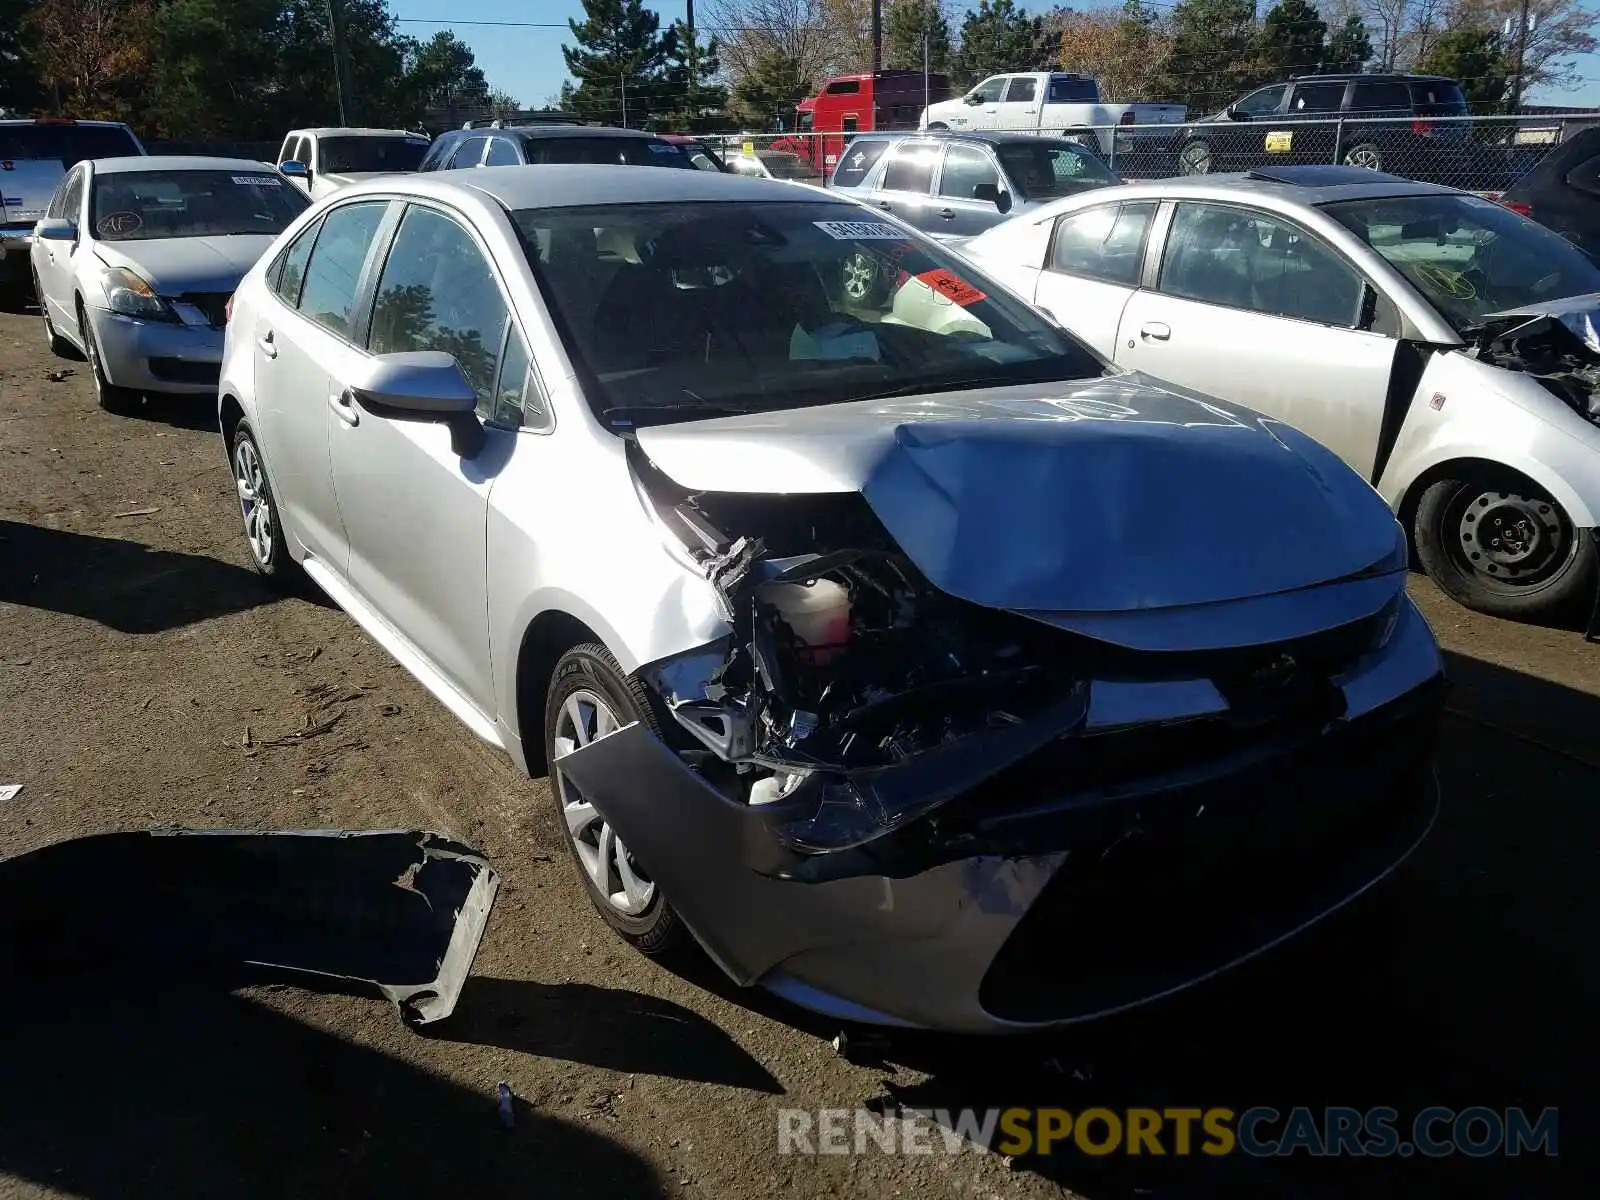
[484,136,521,166]
[1159,202,1364,327]
[1049,202,1157,285]
[938,144,1000,199]
[881,143,938,193]
[268,215,321,304]
[1349,80,1411,111]
[1004,76,1037,103]
[492,323,550,429]
[1233,85,1286,118]
[295,201,388,338]
[1289,82,1346,114]
[448,136,488,168]
[969,77,1005,104]
[368,205,510,415]
[833,138,889,187]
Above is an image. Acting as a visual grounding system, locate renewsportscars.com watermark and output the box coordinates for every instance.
[778,1106,1559,1158]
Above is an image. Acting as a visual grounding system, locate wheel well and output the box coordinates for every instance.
[219,394,245,447]
[1396,457,1547,566]
[515,610,601,776]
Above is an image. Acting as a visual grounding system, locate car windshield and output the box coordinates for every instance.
[1324,193,1600,332]
[0,123,140,167]
[527,137,696,167]
[995,141,1117,200]
[90,169,310,241]
[513,200,1103,426]
[317,136,428,173]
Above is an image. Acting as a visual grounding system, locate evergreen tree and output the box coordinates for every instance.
[1258,0,1327,78]
[562,0,674,128]
[951,0,1046,88]
[1323,13,1372,74]
[885,0,953,76]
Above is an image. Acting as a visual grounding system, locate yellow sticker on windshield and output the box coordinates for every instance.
[1265,130,1293,153]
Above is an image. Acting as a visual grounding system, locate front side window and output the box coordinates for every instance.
[938,144,1000,200]
[317,136,429,173]
[881,143,939,193]
[1050,202,1156,285]
[995,140,1117,201]
[1233,85,1286,118]
[512,200,1102,427]
[295,201,389,338]
[484,137,521,166]
[1324,193,1600,332]
[1160,202,1364,326]
[1005,77,1038,103]
[89,169,309,241]
[368,205,509,413]
[447,137,488,169]
[968,77,1006,105]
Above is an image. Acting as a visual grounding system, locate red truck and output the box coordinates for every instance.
[776,70,951,172]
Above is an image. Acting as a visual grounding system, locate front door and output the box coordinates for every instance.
[1116,201,1397,479]
[34,166,83,332]
[325,202,518,714]
[931,142,1008,237]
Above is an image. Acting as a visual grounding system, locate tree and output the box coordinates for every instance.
[1057,4,1175,103]
[407,31,490,108]
[1324,12,1374,71]
[1452,0,1597,96]
[0,1,45,115]
[885,0,953,75]
[561,0,675,127]
[1162,0,1261,114]
[1258,0,1328,77]
[276,0,414,129]
[730,48,810,128]
[23,0,155,119]
[951,0,1049,88]
[142,0,291,138]
[705,0,830,91]
[656,19,732,131]
[1416,26,1509,108]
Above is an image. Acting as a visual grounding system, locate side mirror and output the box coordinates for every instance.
[973,183,1011,213]
[36,217,76,242]
[965,94,983,106]
[279,160,310,179]
[349,351,485,455]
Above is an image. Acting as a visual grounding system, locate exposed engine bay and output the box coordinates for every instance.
[1469,309,1600,426]
[626,442,1381,858]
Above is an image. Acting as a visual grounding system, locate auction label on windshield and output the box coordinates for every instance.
[814,220,908,240]
[914,268,987,306]
[234,175,283,186]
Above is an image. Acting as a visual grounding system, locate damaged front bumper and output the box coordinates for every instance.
[0,828,498,1027]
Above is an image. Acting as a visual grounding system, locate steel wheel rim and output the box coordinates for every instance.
[1346,147,1382,170]
[1180,143,1211,175]
[552,688,655,916]
[233,438,274,566]
[1450,486,1578,596]
[842,251,876,301]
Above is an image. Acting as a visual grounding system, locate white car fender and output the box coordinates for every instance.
[1379,348,1600,529]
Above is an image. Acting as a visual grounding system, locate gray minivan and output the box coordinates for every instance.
[828,130,1119,239]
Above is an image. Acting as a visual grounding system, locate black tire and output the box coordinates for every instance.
[1177,139,1213,175]
[77,299,140,414]
[1343,141,1384,171]
[544,643,687,956]
[34,271,73,358]
[1413,470,1598,621]
[227,421,299,587]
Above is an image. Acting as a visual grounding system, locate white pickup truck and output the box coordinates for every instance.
[275,127,431,201]
[920,72,1185,157]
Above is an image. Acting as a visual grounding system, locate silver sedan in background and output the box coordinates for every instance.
[30,155,309,413]
[957,165,1600,622]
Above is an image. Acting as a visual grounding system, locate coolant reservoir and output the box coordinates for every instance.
[757,578,852,657]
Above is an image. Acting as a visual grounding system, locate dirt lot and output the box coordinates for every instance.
[0,304,1593,1199]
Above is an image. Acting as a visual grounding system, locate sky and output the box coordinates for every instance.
[390,0,1600,112]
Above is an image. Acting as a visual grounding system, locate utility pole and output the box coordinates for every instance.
[1507,0,1535,114]
[327,0,354,126]
[620,73,629,127]
[686,0,697,127]
[872,0,882,76]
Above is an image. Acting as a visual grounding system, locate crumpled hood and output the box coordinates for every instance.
[1471,292,1600,347]
[94,235,278,295]
[634,375,1402,614]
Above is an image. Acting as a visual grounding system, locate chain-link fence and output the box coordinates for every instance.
[712,113,1599,197]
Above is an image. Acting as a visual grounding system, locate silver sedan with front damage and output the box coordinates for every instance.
[956,165,1600,623]
[30,155,309,413]
[218,165,1445,1033]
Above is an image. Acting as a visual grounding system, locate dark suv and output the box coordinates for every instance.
[419,124,698,172]
[1174,74,1472,180]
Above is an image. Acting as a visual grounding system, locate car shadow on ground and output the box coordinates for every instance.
[422,974,784,1094]
[118,391,226,432]
[0,980,665,1199]
[0,519,317,633]
[657,650,1597,1198]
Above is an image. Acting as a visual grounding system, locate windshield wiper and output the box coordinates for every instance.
[837,364,1100,406]
[601,398,761,426]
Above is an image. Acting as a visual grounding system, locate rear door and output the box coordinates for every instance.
[865,139,942,231]
[1116,201,1398,479]
[251,199,392,572]
[1031,200,1158,357]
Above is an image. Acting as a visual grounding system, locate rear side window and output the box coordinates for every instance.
[295,201,389,338]
[832,138,889,187]
[1350,80,1412,111]
[0,123,141,167]
[881,143,938,193]
[1050,202,1156,285]
[1410,80,1469,115]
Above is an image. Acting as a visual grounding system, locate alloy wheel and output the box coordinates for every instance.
[552,688,655,916]
[1345,146,1383,170]
[842,250,878,302]
[1179,142,1212,175]
[233,437,275,567]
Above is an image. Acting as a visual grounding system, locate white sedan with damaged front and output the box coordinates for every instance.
[217,164,1445,1033]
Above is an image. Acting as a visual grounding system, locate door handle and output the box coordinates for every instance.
[877,200,892,210]
[938,208,955,219]
[328,388,360,426]
[1140,321,1171,341]
[257,329,278,359]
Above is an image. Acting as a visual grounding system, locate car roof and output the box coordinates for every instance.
[383,163,853,210]
[1101,167,1459,207]
[288,127,423,138]
[0,118,133,129]
[88,155,279,175]
[844,129,1099,150]
[1286,72,1455,83]
[498,126,670,141]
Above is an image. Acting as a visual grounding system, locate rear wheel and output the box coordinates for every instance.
[1343,142,1384,171]
[1178,139,1213,175]
[78,300,140,415]
[228,422,299,586]
[545,643,686,956]
[1413,470,1598,621]
[841,248,889,306]
[34,271,72,357]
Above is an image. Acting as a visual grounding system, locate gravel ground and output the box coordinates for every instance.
[0,303,1592,1199]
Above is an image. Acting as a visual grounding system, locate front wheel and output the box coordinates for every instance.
[840,248,889,306]
[545,643,686,956]
[78,301,140,415]
[1413,472,1598,621]
[229,422,299,586]
[1177,139,1213,175]
[1343,142,1384,171]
